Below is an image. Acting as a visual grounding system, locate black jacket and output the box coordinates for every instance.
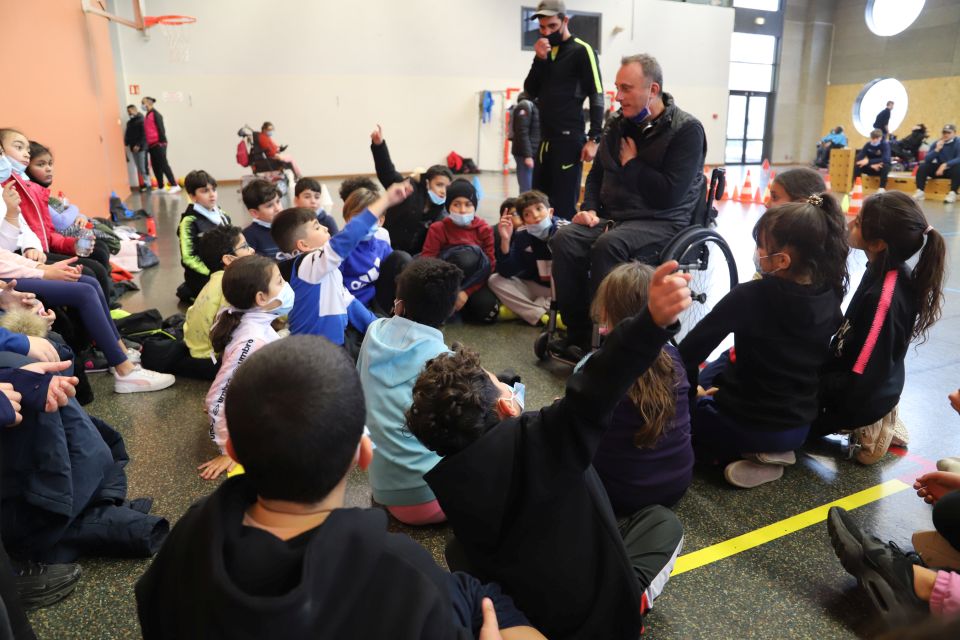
[371,140,446,255]
[136,476,473,640]
[510,99,541,160]
[679,277,843,430]
[124,114,146,149]
[523,36,603,140]
[583,95,706,226]
[426,311,676,640]
[815,264,916,432]
[873,108,892,134]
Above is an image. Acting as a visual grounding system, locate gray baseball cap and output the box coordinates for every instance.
[531,0,566,19]
[943,124,956,133]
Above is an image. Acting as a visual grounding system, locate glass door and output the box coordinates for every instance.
[725,91,769,164]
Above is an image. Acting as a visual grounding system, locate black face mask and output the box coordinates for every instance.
[546,30,564,46]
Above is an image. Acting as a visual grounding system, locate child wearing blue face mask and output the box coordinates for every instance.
[337,187,412,314]
[200,255,291,480]
[489,190,567,325]
[420,179,499,324]
[854,129,891,192]
[177,170,232,302]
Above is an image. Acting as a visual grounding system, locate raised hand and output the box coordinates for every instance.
[647,260,692,328]
[370,124,384,146]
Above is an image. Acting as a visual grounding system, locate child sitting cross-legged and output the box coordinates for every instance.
[199,255,292,480]
[357,257,462,526]
[137,335,546,639]
[271,183,412,354]
[420,179,499,324]
[293,177,339,236]
[405,261,689,639]
[339,187,412,314]
[177,170,231,302]
[488,190,565,326]
[240,179,284,259]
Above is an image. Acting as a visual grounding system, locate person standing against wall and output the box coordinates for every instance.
[124,105,149,192]
[523,0,603,219]
[873,100,894,138]
[510,92,540,193]
[141,97,180,195]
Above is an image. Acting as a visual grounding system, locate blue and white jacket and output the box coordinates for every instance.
[339,235,393,306]
[279,209,378,344]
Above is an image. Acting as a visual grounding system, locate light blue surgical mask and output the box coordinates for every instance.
[526,215,553,241]
[266,282,295,317]
[0,155,11,182]
[511,382,525,412]
[427,190,446,206]
[753,250,785,276]
[193,203,224,225]
[266,131,275,137]
[449,212,474,227]
[629,88,656,124]
[6,156,28,180]
[869,140,881,147]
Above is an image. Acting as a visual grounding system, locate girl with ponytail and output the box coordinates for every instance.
[816,191,946,464]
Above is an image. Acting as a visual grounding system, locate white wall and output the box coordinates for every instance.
[112,0,733,181]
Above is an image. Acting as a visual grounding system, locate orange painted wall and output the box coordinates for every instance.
[4,2,128,215]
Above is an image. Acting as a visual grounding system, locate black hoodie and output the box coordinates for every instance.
[679,277,843,430]
[136,476,474,639]
[426,311,676,639]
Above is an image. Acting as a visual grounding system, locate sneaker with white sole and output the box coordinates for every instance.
[847,406,897,464]
[114,365,175,394]
[946,191,957,204]
[912,189,925,201]
[745,451,797,466]
[723,459,784,488]
[126,347,142,365]
[166,185,182,195]
[890,410,909,447]
[937,456,960,473]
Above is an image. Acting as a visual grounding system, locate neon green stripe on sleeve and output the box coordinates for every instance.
[574,38,602,94]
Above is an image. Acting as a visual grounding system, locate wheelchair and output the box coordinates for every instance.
[534,167,739,363]
[236,125,291,196]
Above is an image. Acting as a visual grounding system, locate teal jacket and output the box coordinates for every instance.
[356,316,448,506]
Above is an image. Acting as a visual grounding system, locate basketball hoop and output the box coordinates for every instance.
[143,14,196,28]
[147,15,196,63]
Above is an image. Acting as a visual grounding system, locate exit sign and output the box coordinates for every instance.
[129,84,140,95]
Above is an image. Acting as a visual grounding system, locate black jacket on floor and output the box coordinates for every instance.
[815,264,916,432]
[136,476,474,640]
[679,277,843,430]
[426,311,676,639]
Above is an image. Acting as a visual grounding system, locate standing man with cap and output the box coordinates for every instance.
[913,123,960,203]
[873,100,894,138]
[523,0,604,220]
[141,96,181,195]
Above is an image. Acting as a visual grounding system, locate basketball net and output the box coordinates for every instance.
[157,21,192,63]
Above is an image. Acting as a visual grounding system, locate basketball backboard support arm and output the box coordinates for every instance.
[81,0,146,32]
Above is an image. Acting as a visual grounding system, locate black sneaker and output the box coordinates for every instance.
[13,560,82,610]
[80,348,109,373]
[827,507,927,626]
[546,336,586,365]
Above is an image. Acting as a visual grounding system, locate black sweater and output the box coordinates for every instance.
[426,310,676,640]
[523,36,603,140]
[370,140,445,255]
[816,265,916,432]
[136,476,473,639]
[679,277,843,430]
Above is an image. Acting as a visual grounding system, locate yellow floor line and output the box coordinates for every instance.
[672,478,911,576]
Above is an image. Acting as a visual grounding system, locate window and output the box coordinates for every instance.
[728,33,776,92]
[865,0,925,37]
[732,0,779,11]
[729,63,773,92]
[521,8,601,53]
[853,77,908,137]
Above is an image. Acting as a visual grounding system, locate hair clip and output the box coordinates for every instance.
[924,225,934,236]
[806,194,823,207]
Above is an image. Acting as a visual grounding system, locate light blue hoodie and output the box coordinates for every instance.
[356,316,448,505]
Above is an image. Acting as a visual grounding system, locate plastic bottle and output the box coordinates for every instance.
[75,223,95,257]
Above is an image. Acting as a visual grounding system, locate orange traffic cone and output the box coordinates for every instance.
[731,185,740,202]
[848,177,864,215]
[762,158,770,173]
[824,173,832,192]
[739,171,754,202]
[753,187,762,204]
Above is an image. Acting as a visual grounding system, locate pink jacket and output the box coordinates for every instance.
[0,249,44,280]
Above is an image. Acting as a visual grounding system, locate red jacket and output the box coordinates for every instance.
[257,132,279,158]
[3,173,76,255]
[420,216,495,296]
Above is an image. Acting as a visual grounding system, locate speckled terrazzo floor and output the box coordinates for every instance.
[24,171,960,639]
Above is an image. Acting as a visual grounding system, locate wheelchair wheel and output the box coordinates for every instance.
[660,227,738,343]
[534,331,550,361]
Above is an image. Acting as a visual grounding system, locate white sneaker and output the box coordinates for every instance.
[913,189,926,201]
[945,191,957,204]
[114,365,175,394]
[166,185,182,195]
[876,187,886,194]
[125,347,141,365]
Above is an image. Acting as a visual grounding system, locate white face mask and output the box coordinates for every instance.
[0,155,11,182]
[753,250,785,276]
[526,215,552,240]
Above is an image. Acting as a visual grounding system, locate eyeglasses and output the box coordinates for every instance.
[234,242,252,253]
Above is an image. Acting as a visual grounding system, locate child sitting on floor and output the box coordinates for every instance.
[814,191,945,463]
[293,177,339,235]
[177,170,231,302]
[338,187,411,314]
[489,190,564,326]
[357,258,462,526]
[420,179,498,324]
[137,335,544,639]
[679,194,847,488]
[240,179,284,259]
[271,183,411,350]
[405,261,689,639]
[199,255,291,480]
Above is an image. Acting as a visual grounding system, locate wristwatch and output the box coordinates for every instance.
[589,134,601,143]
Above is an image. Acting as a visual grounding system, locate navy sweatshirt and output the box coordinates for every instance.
[243,211,338,260]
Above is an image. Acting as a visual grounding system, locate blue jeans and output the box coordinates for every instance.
[129,147,148,183]
[514,155,533,193]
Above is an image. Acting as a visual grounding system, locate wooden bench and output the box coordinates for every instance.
[861,172,951,197]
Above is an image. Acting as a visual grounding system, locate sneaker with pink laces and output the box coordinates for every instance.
[113,365,175,394]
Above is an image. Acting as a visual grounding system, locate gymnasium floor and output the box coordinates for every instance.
[24,170,960,639]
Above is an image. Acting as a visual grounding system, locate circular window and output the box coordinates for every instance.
[865,0,925,37]
[852,78,908,137]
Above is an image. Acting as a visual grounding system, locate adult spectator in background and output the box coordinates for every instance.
[257,122,302,181]
[873,100,894,138]
[854,129,891,192]
[814,126,847,168]
[549,54,706,359]
[141,97,180,195]
[523,0,603,219]
[914,124,959,204]
[890,123,927,164]
[123,105,148,192]
[510,92,540,193]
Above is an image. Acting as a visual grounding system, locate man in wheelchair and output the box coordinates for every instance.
[549,53,707,360]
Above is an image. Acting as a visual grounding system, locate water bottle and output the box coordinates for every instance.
[75,223,95,257]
